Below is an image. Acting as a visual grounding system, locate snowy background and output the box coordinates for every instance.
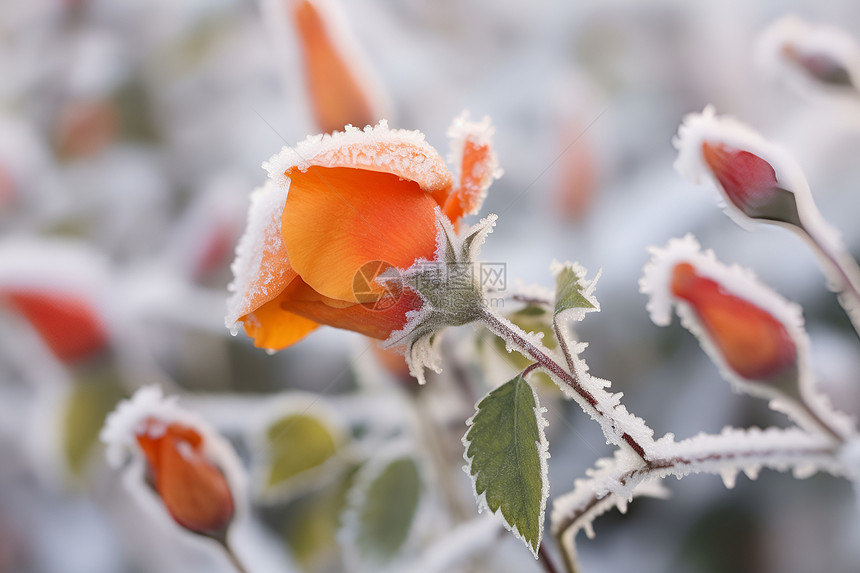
[2,0,860,572]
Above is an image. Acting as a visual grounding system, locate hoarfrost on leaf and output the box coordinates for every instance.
[462,372,550,558]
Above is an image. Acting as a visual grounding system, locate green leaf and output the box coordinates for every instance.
[262,412,341,496]
[281,466,359,569]
[342,455,422,566]
[554,262,598,320]
[64,371,125,478]
[463,374,549,557]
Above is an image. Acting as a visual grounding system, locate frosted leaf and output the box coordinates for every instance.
[551,260,601,326]
[338,442,423,572]
[756,15,860,97]
[225,180,292,332]
[247,393,346,504]
[262,119,452,194]
[462,373,550,558]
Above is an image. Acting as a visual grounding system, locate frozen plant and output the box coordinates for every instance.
[219,91,860,570]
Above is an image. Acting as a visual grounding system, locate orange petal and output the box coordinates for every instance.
[227,183,298,327]
[1,289,107,363]
[671,263,797,380]
[292,0,382,133]
[443,116,499,221]
[241,288,319,351]
[281,277,422,340]
[137,422,234,535]
[282,166,438,302]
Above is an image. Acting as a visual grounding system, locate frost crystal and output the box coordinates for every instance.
[262,119,452,193]
[382,210,497,384]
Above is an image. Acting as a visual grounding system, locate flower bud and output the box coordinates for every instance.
[136,419,235,535]
[641,235,807,398]
[699,141,801,227]
[670,262,798,384]
[101,387,242,539]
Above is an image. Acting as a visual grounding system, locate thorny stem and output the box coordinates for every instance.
[479,306,650,461]
[550,440,840,545]
[480,305,848,572]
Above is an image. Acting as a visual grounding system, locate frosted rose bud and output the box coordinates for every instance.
[699,141,801,227]
[670,262,798,384]
[674,106,815,231]
[101,387,243,538]
[136,419,234,534]
[641,235,808,397]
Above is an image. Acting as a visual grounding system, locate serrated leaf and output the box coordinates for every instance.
[344,455,421,566]
[265,413,340,490]
[554,263,596,319]
[463,374,549,557]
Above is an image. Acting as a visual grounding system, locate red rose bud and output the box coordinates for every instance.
[671,263,798,386]
[1,289,108,363]
[701,141,802,227]
[136,419,235,535]
[782,44,854,88]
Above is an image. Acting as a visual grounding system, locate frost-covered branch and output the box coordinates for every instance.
[551,426,843,572]
[479,306,653,461]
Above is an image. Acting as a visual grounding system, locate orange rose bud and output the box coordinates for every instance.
[1,289,108,363]
[701,141,802,227]
[671,262,798,382]
[136,419,234,535]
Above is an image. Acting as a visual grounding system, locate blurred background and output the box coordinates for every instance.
[2,0,860,572]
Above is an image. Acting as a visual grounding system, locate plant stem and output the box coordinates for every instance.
[802,226,860,338]
[479,306,649,461]
[220,540,250,573]
[538,543,563,573]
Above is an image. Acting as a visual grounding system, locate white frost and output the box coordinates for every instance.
[225,180,289,332]
[262,119,452,193]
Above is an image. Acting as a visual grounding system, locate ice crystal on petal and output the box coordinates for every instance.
[262,120,452,194]
[225,180,290,332]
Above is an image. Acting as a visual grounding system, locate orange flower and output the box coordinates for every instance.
[227,118,499,351]
[291,0,385,133]
[670,262,797,381]
[1,289,108,363]
[136,419,235,535]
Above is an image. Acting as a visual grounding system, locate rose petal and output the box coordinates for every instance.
[282,166,437,302]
